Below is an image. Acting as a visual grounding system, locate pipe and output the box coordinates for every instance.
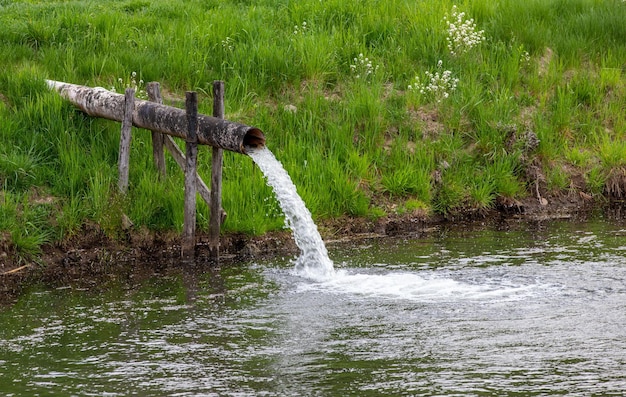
[46,80,265,154]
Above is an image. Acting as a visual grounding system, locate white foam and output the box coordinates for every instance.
[296,269,539,302]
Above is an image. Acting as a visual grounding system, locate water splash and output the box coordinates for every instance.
[295,270,543,302]
[247,146,335,280]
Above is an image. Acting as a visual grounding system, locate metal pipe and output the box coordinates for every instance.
[46,80,265,154]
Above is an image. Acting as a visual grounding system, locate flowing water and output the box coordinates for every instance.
[2,220,626,395]
[1,149,626,395]
[247,146,334,280]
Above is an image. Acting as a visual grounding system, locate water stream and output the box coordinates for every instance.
[247,146,335,280]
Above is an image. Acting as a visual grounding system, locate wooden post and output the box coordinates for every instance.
[146,82,212,206]
[162,135,213,207]
[182,91,198,258]
[118,88,135,194]
[209,81,225,261]
[146,82,166,178]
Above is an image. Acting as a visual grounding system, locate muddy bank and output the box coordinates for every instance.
[1,192,624,306]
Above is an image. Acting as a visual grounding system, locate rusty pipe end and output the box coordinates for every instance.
[243,128,265,152]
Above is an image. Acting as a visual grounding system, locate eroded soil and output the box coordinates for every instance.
[1,192,623,306]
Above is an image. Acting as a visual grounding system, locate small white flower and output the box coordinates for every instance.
[409,61,459,103]
[293,21,308,35]
[221,36,234,51]
[350,53,380,82]
[444,6,485,55]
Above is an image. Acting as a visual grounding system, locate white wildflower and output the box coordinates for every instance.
[408,60,459,103]
[293,21,308,35]
[444,5,485,56]
[112,71,147,99]
[221,36,234,51]
[350,53,380,81]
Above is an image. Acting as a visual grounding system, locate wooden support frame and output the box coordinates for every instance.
[145,82,226,260]
[146,83,213,207]
[209,81,225,261]
[118,88,135,194]
[182,91,199,258]
[48,79,252,263]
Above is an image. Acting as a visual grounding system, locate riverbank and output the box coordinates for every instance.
[2,0,626,305]
[2,0,626,266]
[2,191,620,307]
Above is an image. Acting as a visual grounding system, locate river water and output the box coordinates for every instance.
[1,219,625,395]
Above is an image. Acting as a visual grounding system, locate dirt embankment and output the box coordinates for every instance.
[1,191,624,306]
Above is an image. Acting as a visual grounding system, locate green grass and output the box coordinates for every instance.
[0,191,54,262]
[1,0,626,259]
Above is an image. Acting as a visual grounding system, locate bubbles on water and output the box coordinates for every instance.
[294,268,542,303]
[248,145,558,302]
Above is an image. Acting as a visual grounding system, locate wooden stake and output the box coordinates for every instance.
[182,91,198,258]
[146,82,166,178]
[118,88,135,194]
[162,135,212,207]
[209,81,225,261]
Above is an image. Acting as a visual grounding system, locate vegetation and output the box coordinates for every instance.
[1,0,625,262]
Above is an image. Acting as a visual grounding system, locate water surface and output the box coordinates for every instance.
[1,220,625,395]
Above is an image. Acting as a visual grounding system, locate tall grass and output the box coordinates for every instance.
[1,0,626,257]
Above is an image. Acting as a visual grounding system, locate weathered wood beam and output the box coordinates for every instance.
[118,88,135,194]
[144,82,212,206]
[209,81,225,261]
[46,80,265,154]
[162,135,213,207]
[182,91,199,258]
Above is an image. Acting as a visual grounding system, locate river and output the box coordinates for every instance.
[1,219,625,395]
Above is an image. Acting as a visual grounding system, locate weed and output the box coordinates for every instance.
[349,53,380,81]
[585,166,607,196]
[293,21,309,36]
[1,192,54,262]
[0,148,41,191]
[444,5,486,56]
[109,71,146,98]
[408,60,459,103]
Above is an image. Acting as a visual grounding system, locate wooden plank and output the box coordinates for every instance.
[146,82,166,178]
[118,88,135,194]
[182,91,198,257]
[209,81,225,261]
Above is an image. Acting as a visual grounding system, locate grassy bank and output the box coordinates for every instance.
[1,0,626,263]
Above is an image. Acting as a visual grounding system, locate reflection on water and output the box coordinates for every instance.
[1,220,626,395]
